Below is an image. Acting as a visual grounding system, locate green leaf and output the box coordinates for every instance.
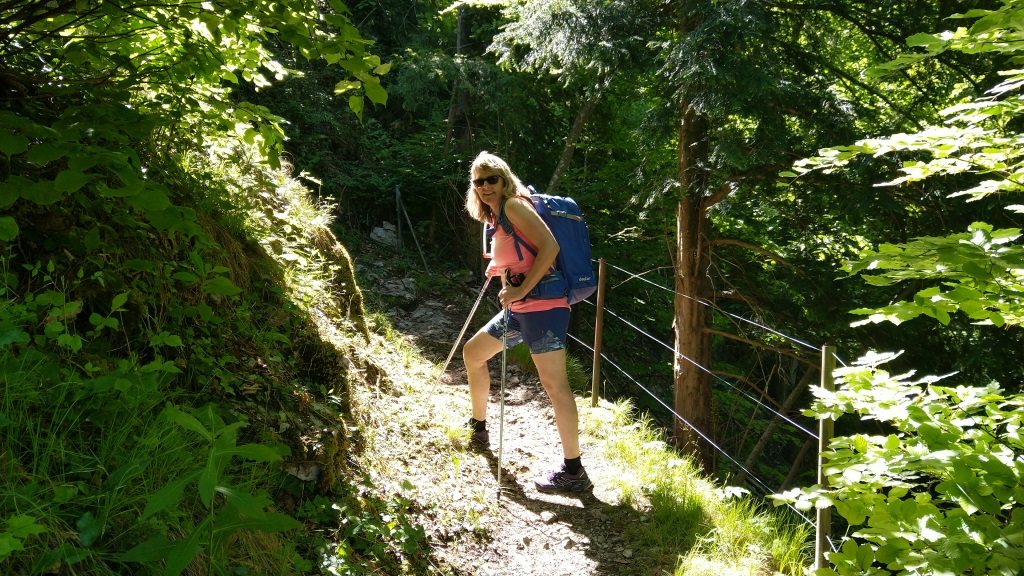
[54,170,92,193]
[24,180,63,205]
[199,456,219,509]
[53,485,78,504]
[349,95,364,121]
[146,206,189,232]
[102,458,151,493]
[83,227,100,250]
[0,129,29,156]
[7,515,47,538]
[76,512,102,547]
[123,260,154,272]
[120,536,175,562]
[214,443,288,463]
[203,276,242,296]
[364,77,388,105]
[126,185,171,211]
[27,143,70,165]
[215,485,268,517]
[214,511,302,535]
[57,333,83,352]
[0,326,30,349]
[334,80,360,93]
[0,177,23,208]
[860,275,898,287]
[164,517,209,576]
[96,179,144,198]
[961,261,993,281]
[172,271,200,283]
[161,405,213,441]
[142,470,202,520]
[111,292,129,312]
[32,543,91,573]
[0,216,18,241]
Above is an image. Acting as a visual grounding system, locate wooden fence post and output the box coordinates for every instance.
[590,258,606,407]
[816,345,836,571]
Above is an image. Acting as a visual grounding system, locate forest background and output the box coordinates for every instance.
[265,0,1022,483]
[3,0,1024,575]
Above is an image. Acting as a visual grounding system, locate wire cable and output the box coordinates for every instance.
[569,332,820,532]
[578,300,819,441]
[604,261,822,353]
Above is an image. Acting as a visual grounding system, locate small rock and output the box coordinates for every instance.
[622,549,633,558]
[540,511,557,523]
[282,462,320,482]
[563,538,576,549]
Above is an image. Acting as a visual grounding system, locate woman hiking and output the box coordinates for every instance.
[461,151,592,494]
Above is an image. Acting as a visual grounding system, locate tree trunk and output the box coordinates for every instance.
[546,93,601,195]
[673,10,714,473]
[443,6,468,156]
[443,6,481,271]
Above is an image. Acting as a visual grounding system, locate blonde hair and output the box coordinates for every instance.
[465,151,531,223]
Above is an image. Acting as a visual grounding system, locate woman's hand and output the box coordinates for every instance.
[498,285,527,308]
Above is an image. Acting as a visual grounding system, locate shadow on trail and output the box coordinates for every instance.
[472,434,676,576]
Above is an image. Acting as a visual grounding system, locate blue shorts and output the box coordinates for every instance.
[483,307,570,355]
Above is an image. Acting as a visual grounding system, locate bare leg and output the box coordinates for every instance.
[463,330,503,421]
[532,349,580,459]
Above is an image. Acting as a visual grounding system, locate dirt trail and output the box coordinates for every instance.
[372,286,670,576]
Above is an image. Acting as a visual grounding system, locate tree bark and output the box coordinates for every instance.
[443,6,469,156]
[546,93,601,195]
[673,34,714,472]
[443,6,481,271]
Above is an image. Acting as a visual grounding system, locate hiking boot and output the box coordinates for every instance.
[534,466,592,493]
[469,427,490,450]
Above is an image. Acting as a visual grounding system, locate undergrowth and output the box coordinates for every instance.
[1,121,434,574]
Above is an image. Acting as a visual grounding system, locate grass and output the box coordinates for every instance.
[578,399,812,574]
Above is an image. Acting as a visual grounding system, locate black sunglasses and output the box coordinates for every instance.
[472,175,503,188]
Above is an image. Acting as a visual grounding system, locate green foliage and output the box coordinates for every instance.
[1,1,388,565]
[846,223,1024,327]
[791,2,1024,332]
[324,479,428,575]
[287,480,430,576]
[775,352,1024,576]
[0,516,46,563]
[774,3,1024,575]
[122,405,299,576]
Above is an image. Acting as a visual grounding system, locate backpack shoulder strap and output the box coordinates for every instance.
[496,196,540,261]
[496,197,514,235]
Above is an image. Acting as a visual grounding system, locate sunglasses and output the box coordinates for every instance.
[472,175,503,188]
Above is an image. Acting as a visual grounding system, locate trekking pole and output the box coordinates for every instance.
[428,276,493,394]
[497,306,509,500]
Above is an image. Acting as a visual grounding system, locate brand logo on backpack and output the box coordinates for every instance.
[488,186,597,305]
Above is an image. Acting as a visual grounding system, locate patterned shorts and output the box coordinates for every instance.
[482,307,570,355]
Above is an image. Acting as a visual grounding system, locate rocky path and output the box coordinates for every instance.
[370,284,669,576]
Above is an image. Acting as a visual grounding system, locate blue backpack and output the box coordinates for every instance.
[490,186,597,305]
